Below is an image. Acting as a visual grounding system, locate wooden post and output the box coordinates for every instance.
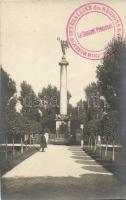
[94,136,97,152]
[12,136,15,158]
[112,139,115,161]
[26,137,28,150]
[33,136,35,147]
[105,137,108,159]
[88,137,90,149]
[21,136,23,154]
[5,136,8,160]
[91,138,93,150]
[83,135,85,148]
[30,135,31,148]
[100,138,102,158]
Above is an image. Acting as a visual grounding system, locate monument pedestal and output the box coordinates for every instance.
[55,115,70,144]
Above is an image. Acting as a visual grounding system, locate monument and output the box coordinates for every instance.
[55,38,70,144]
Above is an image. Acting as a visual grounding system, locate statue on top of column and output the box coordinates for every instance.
[57,37,69,56]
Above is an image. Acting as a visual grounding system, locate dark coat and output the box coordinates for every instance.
[40,134,47,148]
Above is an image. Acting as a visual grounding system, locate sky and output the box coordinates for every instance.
[1,0,126,106]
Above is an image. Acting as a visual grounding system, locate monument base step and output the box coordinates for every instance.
[53,138,69,145]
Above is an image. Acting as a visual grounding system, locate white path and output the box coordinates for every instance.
[2,145,112,178]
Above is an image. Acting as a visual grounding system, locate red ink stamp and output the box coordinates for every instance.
[66,2,123,60]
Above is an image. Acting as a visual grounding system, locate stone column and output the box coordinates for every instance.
[59,56,69,116]
[55,56,69,144]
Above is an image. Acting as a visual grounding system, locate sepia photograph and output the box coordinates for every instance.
[0,0,126,199]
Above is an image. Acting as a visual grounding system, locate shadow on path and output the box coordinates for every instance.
[83,147,126,184]
[2,175,125,200]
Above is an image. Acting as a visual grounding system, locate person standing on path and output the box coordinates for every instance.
[40,133,47,152]
[45,132,49,145]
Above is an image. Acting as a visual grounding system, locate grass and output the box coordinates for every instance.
[0,147,38,176]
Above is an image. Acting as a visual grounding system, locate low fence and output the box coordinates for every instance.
[0,134,56,162]
[0,143,39,162]
[0,134,122,163]
[83,142,122,162]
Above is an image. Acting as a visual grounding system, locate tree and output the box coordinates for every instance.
[18,81,42,145]
[38,84,60,111]
[19,81,40,121]
[69,105,80,141]
[85,82,100,111]
[84,82,103,149]
[38,84,60,132]
[38,84,72,133]
[0,67,17,142]
[67,90,72,104]
[102,111,118,160]
[96,38,126,157]
[96,38,126,111]
[76,99,85,123]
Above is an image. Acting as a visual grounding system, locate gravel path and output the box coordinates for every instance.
[1,145,125,200]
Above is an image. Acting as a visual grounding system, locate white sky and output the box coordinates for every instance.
[1,0,126,106]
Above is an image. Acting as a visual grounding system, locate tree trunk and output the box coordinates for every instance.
[81,139,84,149]
[88,137,90,149]
[94,137,97,152]
[5,136,8,160]
[30,135,31,148]
[99,138,102,157]
[33,135,35,147]
[105,138,108,159]
[91,138,93,150]
[21,137,23,154]
[83,135,85,149]
[26,139,28,150]
[112,139,115,161]
[12,137,15,158]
